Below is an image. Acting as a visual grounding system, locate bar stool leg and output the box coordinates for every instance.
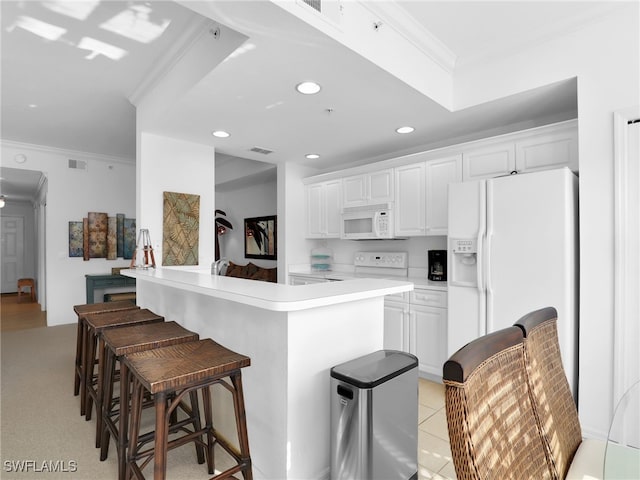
[202,386,215,475]
[230,373,253,480]
[74,320,83,396]
[100,348,116,461]
[84,330,97,420]
[153,392,168,480]
[188,390,206,465]
[118,363,131,480]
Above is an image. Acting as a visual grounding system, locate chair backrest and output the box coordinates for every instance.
[443,326,553,480]
[514,307,582,480]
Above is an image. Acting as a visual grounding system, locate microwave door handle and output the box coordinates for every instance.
[373,212,381,237]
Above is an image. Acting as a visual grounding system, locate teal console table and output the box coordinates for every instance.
[85,274,136,304]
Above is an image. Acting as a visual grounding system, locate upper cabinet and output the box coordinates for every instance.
[426,155,462,235]
[343,169,394,207]
[395,162,426,236]
[462,122,578,181]
[462,142,516,181]
[305,179,342,238]
[304,120,578,238]
[515,126,578,173]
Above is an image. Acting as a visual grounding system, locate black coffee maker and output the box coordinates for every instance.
[428,250,447,281]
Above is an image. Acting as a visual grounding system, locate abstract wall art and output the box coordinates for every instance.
[162,191,200,266]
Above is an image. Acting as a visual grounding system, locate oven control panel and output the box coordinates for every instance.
[354,252,408,269]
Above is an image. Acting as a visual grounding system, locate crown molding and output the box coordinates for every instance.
[0,139,135,165]
[360,1,457,74]
[128,15,215,107]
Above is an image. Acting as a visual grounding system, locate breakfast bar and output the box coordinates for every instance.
[122,267,413,480]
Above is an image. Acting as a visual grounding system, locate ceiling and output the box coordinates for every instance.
[0,1,623,202]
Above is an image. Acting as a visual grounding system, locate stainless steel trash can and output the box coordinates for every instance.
[330,350,418,480]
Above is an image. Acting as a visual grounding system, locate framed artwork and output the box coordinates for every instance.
[68,221,84,257]
[244,215,277,260]
[162,191,200,266]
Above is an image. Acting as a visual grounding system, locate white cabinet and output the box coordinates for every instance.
[305,180,341,238]
[383,292,410,352]
[384,287,448,380]
[463,124,578,181]
[395,163,426,236]
[515,127,578,172]
[289,274,329,285]
[343,169,394,207]
[425,155,462,235]
[411,289,448,378]
[462,141,516,181]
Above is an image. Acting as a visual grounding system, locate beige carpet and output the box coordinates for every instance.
[0,324,235,479]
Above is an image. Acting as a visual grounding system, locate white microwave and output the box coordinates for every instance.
[341,203,394,240]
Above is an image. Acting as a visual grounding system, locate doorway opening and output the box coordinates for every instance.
[0,166,47,329]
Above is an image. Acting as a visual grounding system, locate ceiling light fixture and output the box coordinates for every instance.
[0,195,5,208]
[296,81,321,95]
[212,130,230,138]
[396,126,415,134]
[305,154,320,159]
[14,154,27,163]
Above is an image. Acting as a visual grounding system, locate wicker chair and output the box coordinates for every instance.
[515,307,605,480]
[443,326,554,479]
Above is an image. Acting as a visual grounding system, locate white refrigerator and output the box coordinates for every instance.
[447,167,578,396]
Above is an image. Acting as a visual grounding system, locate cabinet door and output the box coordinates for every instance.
[384,300,410,352]
[426,155,462,235]
[368,169,394,204]
[324,180,342,237]
[342,174,368,207]
[395,163,426,236]
[515,128,578,173]
[413,305,447,378]
[462,142,515,181]
[305,183,324,238]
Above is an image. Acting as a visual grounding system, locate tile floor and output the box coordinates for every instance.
[418,378,457,479]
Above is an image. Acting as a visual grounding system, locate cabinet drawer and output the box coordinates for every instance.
[385,291,409,303]
[411,289,447,308]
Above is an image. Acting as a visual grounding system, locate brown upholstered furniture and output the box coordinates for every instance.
[225,261,277,283]
[443,326,553,479]
[99,321,199,479]
[73,301,139,414]
[121,339,253,480]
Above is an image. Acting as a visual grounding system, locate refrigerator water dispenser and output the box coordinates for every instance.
[450,238,478,287]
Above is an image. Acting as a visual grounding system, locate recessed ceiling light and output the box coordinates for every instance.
[212,130,230,138]
[296,81,321,95]
[396,126,415,134]
[305,154,320,159]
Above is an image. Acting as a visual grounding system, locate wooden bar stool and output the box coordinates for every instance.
[17,278,36,303]
[121,339,252,480]
[99,321,199,478]
[73,301,139,414]
[83,309,164,428]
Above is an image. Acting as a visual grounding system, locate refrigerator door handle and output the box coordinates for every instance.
[485,181,494,333]
[477,180,487,336]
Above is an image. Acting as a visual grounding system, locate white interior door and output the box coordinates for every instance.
[1,216,25,293]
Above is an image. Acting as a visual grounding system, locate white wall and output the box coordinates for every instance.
[215,178,277,268]
[137,132,215,268]
[453,4,640,438]
[0,141,136,325]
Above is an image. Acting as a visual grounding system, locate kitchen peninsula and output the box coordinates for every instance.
[122,267,413,480]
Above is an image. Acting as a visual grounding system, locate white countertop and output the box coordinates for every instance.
[122,267,414,312]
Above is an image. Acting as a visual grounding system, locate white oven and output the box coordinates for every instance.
[341,203,394,240]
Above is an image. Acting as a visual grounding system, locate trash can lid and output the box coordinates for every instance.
[330,350,418,389]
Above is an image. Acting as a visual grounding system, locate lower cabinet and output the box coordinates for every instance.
[288,274,329,285]
[384,287,448,380]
